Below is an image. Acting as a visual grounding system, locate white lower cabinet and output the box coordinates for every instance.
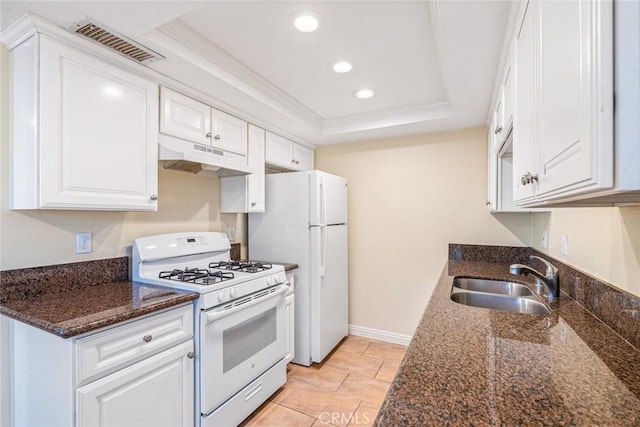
[285,272,296,364]
[10,304,194,427]
[76,340,194,427]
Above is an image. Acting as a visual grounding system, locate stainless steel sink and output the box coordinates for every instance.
[450,291,552,315]
[453,278,534,297]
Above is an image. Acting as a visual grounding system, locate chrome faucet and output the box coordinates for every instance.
[510,255,559,303]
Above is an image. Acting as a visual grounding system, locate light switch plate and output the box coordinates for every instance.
[561,234,569,256]
[227,226,236,242]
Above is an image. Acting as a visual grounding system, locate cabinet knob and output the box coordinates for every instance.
[187,352,195,359]
[520,172,539,186]
[206,132,212,138]
[295,160,300,165]
[214,134,221,140]
[251,202,257,207]
[291,159,295,163]
[486,201,491,206]
[143,335,153,343]
[494,126,503,135]
[150,194,158,201]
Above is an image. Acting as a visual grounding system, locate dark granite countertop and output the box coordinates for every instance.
[281,263,299,272]
[1,281,198,338]
[0,257,198,338]
[375,259,640,426]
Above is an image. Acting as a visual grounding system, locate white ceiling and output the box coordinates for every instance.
[0,1,514,146]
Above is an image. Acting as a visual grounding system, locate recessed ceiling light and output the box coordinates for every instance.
[293,12,319,32]
[331,60,353,73]
[354,88,375,99]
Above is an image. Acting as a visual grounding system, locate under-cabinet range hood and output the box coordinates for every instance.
[159,135,253,177]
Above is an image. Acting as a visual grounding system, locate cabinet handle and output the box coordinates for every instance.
[520,172,539,186]
[214,134,221,140]
[187,352,195,359]
[143,335,152,343]
[251,202,257,207]
[150,194,158,201]
[494,126,503,135]
[206,132,212,138]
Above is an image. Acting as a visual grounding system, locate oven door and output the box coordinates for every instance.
[200,284,287,414]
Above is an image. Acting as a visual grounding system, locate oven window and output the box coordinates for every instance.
[223,307,277,373]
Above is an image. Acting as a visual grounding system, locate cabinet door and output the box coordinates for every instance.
[211,108,248,156]
[220,124,265,213]
[486,128,498,211]
[536,0,613,198]
[512,0,537,202]
[76,340,194,427]
[285,292,295,364]
[160,87,212,145]
[502,44,515,133]
[292,143,314,171]
[247,124,266,212]
[265,132,293,168]
[39,36,158,210]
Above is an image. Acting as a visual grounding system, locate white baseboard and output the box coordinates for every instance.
[348,324,412,347]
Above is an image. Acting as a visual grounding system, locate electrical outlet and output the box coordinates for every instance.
[76,232,92,254]
[561,234,569,256]
[541,230,548,249]
[227,226,236,242]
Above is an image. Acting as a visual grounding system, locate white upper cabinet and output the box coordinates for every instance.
[160,88,212,145]
[501,44,514,137]
[160,87,248,156]
[9,33,159,211]
[221,124,266,213]
[211,108,248,156]
[292,143,314,171]
[265,131,314,171]
[505,0,639,206]
[512,0,537,203]
[535,0,613,199]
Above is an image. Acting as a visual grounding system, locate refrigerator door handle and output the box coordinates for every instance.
[320,224,327,278]
[321,175,327,226]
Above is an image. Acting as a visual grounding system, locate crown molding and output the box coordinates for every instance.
[148,20,323,129]
[322,102,452,135]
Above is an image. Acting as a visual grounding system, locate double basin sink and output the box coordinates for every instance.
[450,277,551,315]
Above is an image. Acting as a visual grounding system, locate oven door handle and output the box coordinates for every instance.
[205,285,288,323]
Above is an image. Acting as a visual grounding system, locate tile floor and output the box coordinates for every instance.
[241,336,407,427]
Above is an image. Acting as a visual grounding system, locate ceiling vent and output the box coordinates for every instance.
[70,18,164,64]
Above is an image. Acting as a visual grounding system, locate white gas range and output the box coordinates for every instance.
[132,232,289,427]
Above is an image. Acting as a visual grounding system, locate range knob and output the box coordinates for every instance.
[266,277,274,286]
[218,290,230,303]
[229,288,238,299]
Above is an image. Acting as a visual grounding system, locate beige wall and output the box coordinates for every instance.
[0,43,246,270]
[315,128,531,337]
[532,208,640,296]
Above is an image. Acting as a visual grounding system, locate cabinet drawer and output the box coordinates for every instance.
[76,305,193,385]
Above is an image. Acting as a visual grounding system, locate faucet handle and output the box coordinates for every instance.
[529,255,558,276]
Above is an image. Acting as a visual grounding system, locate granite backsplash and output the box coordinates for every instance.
[1,257,129,304]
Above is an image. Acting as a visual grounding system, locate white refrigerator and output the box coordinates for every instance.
[248,170,348,366]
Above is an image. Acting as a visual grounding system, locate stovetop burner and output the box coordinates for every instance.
[158,267,235,285]
[209,261,273,274]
